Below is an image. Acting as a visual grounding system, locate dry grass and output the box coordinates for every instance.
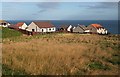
[2,33,120,75]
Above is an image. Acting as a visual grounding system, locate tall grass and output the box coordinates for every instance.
[2,33,120,75]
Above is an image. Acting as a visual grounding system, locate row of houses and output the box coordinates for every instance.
[0,20,108,35]
[58,24,108,34]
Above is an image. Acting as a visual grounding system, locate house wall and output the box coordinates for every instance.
[26,22,56,32]
[39,27,56,32]
[0,23,10,27]
[47,27,56,32]
[73,26,84,33]
[26,22,40,32]
[87,25,97,33]
[97,28,108,34]
[19,23,28,30]
[85,30,90,33]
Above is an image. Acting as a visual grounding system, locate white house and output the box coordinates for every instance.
[26,21,56,33]
[0,20,10,27]
[18,23,28,30]
[8,22,27,30]
[87,24,108,34]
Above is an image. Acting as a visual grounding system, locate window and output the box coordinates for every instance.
[4,23,7,25]
[1,23,7,25]
[49,28,51,31]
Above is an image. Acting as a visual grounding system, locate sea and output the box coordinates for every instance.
[6,20,119,34]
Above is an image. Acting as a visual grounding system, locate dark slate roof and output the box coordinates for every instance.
[59,25,69,29]
[79,25,87,30]
[76,25,87,31]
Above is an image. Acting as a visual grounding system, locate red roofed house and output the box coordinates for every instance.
[87,24,108,34]
[9,22,27,30]
[26,21,56,33]
[18,22,28,30]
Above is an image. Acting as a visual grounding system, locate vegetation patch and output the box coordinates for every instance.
[106,56,120,65]
[2,27,22,38]
[99,41,111,50]
[88,62,110,70]
[2,64,27,75]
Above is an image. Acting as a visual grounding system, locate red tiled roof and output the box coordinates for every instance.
[9,22,24,29]
[15,22,24,27]
[91,24,103,28]
[33,21,54,28]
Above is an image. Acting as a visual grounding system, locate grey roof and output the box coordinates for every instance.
[79,25,87,30]
[60,25,69,29]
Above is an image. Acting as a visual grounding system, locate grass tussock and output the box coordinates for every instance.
[2,33,120,75]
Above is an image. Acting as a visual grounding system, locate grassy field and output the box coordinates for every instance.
[2,28,120,75]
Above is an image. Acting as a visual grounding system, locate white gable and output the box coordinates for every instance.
[67,25,72,32]
[26,22,39,32]
[19,23,28,30]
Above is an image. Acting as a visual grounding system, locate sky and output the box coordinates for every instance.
[1,0,120,2]
[0,1,119,20]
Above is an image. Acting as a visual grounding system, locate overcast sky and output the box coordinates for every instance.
[1,2,119,20]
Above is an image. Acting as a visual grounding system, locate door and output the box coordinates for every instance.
[32,29,35,32]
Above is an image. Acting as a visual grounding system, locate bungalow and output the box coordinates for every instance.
[73,25,86,33]
[58,25,68,32]
[26,21,56,33]
[8,22,27,30]
[87,24,108,34]
[0,20,10,27]
[58,25,73,32]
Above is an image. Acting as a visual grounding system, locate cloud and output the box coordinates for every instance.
[64,2,118,20]
[90,2,118,9]
[36,2,60,12]
[78,2,118,9]
[38,9,46,13]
